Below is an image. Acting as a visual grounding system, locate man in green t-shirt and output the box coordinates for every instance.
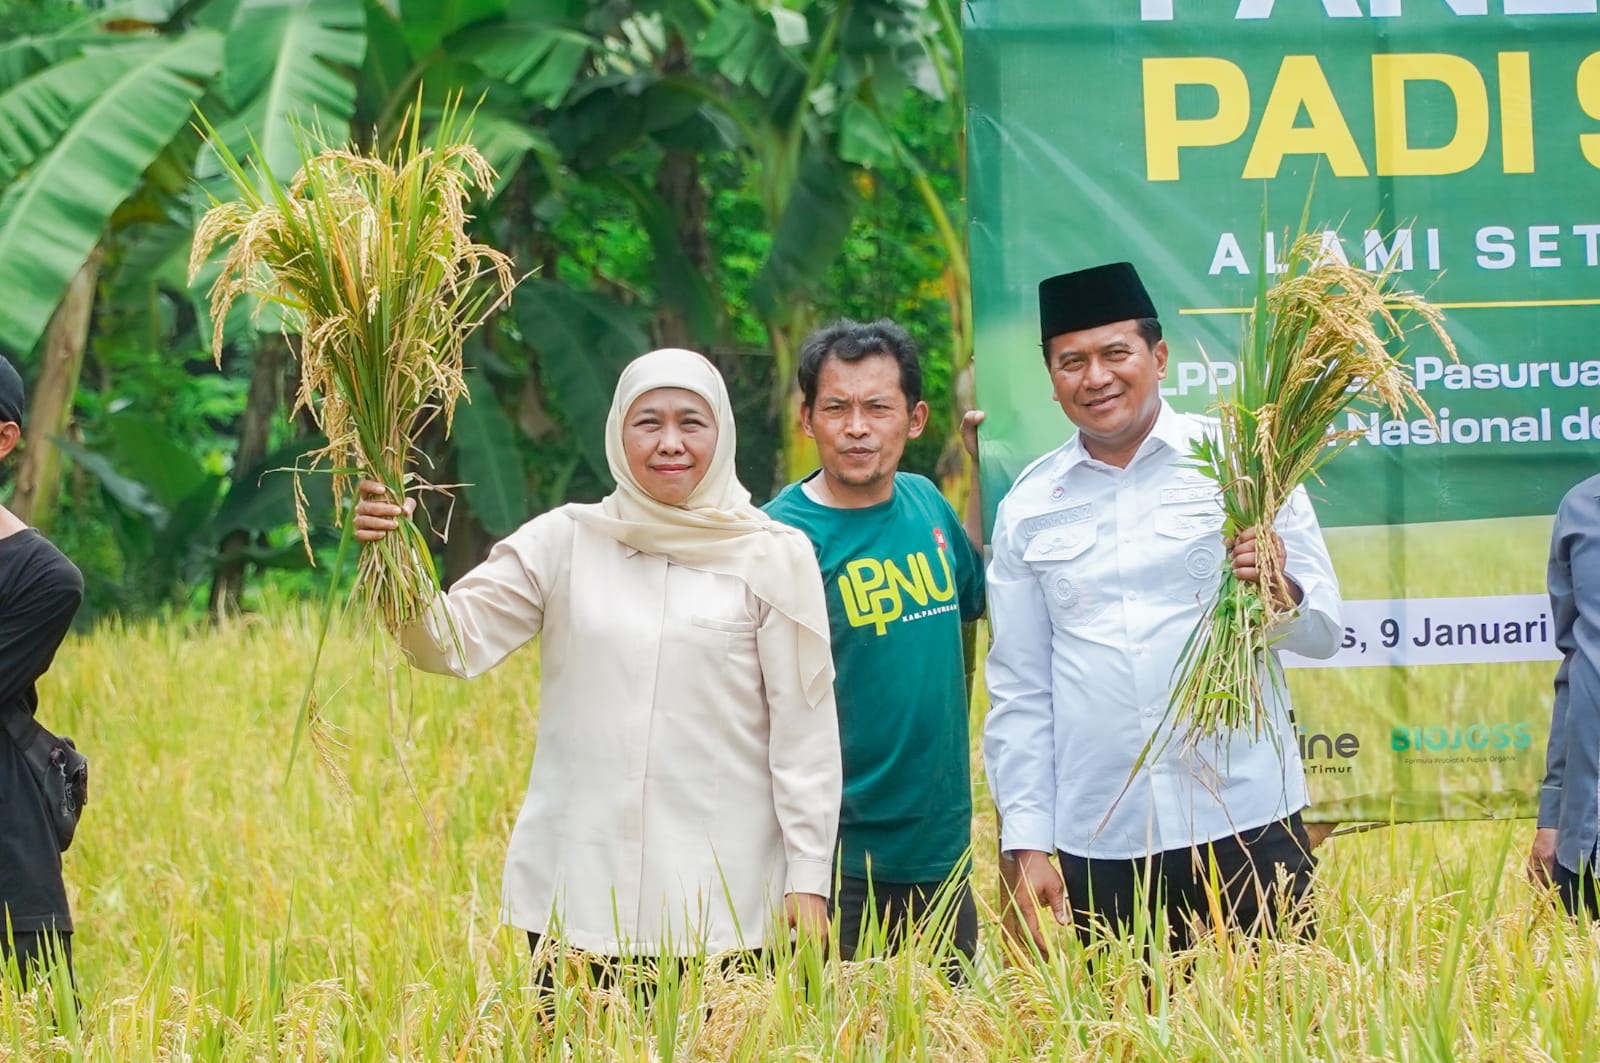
[765,319,986,968]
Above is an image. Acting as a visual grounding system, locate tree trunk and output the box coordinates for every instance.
[11,249,103,529]
[767,309,818,494]
[651,147,709,350]
[651,35,715,350]
[209,334,289,617]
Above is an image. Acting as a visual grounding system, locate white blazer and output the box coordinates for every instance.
[401,507,841,955]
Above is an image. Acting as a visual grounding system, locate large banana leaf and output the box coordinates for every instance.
[56,410,216,572]
[52,438,167,526]
[469,106,561,198]
[603,172,719,347]
[0,30,221,355]
[452,13,594,108]
[219,0,367,181]
[692,4,798,99]
[212,435,334,537]
[838,98,897,168]
[359,0,415,119]
[455,368,529,536]
[752,145,860,318]
[0,31,97,94]
[547,78,706,171]
[515,280,647,484]
[397,0,509,55]
[0,0,198,93]
[0,39,161,186]
[93,411,213,511]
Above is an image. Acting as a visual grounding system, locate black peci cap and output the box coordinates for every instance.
[1038,262,1158,345]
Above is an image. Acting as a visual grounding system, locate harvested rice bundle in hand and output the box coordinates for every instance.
[190,100,517,632]
[189,99,519,772]
[1169,231,1456,747]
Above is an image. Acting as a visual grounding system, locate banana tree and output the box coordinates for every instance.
[0,13,222,524]
[0,0,364,524]
[690,0,961,485]
[1,0,969,610]
[58,410,332,614]
[0,22,221,356]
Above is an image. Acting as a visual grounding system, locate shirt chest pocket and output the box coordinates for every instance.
[689,614,757,635]
[1153,506,1226,605]
[1023,522,1106,628]
[687,613,760,659]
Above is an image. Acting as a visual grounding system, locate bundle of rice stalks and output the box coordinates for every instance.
[191,98,516,627]
[1168,230,1456,746]
[189,97,518,769]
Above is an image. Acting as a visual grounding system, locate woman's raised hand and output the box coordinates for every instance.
[353,479,416,543]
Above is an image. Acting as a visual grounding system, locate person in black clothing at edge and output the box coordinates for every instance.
[0,354,85,991]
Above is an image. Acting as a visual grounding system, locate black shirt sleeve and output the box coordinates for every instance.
[0,534,85,714]
[0,532,83,932]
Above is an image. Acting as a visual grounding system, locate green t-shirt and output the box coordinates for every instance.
[765,472,986,883]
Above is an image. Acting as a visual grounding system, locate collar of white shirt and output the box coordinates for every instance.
[1056,399,1200,476]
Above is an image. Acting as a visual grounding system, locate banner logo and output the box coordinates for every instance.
[1299,728,1361,776]
[1391,722,1535,753]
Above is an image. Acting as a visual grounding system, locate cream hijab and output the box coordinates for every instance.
[567,348,834,711]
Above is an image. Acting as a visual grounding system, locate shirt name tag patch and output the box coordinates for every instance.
[1018,503,1093,541]
[1160,483,1217,506]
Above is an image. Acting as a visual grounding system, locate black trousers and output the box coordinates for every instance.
[834,874,979,971]
[1555,863,1600,919]
[1,929,74,992]
[1058,813,1317,951]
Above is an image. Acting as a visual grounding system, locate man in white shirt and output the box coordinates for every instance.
[983,262,1343,954]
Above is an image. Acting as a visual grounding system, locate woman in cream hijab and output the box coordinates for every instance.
[354,348,840,969]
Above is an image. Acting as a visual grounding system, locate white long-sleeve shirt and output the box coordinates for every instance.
[400,507,841,955]
[984,403,1342,860]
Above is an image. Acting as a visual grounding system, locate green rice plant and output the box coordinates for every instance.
[2,602,1597,1060]
[188,95,519,767]
[1167,229,1457,748]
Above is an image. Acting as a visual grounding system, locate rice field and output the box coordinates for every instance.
[3,590,1597,1061]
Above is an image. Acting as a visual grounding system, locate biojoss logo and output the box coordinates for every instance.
[1298,728,1360,775]
[838,550,957,636]
[1391,722,1534,752]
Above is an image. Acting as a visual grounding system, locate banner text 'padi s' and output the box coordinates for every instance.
[967,1,1600,822]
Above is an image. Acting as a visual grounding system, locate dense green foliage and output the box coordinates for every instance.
[0,0,968,621]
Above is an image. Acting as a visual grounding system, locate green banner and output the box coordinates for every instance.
[967,1,1600,822]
